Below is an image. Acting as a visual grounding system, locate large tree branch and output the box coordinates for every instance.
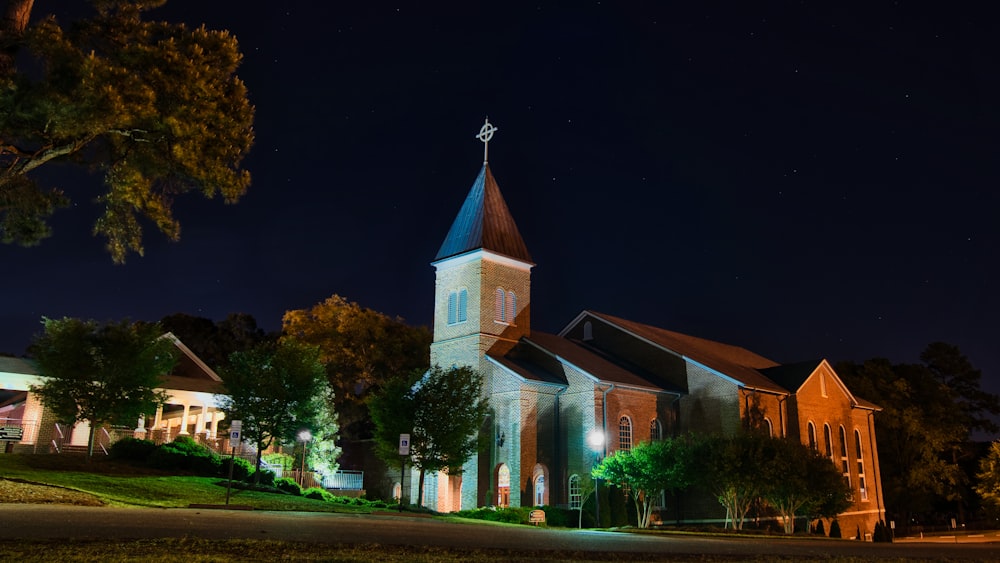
[0,133,97,180]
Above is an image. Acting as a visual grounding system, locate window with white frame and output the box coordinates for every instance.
[447,289,468,325]
[764,417,773,437]
[807,422,817,450]
[569,474,582,509]
[506,290,516,324]
[823,423,833,458]
[619,416,632,452]
[495,288,505,322]
[650,418,662,441]
[855,429,868,501]
[839,425,851,491]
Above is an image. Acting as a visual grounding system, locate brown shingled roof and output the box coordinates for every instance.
[585,312,789,394]
[435,164,533,263]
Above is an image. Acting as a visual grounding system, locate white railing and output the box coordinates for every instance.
[322,470,363,490]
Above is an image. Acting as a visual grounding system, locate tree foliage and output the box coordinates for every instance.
[218,339,333,478]
[282,294,431,442]
[0,0,254,261]
[592,437,696,529]
[837,343,998,524]
[975,441,1000,514]
[758,438,851,533]
[29,317,177,456]
[692,432,770,530]
[368,365,488,507]
[157,312,272,371]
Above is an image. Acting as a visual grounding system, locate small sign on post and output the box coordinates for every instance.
[0,426,23,441]
[229,420,242,446]
[226,420,242,506]
[398,433,410,456]
[529,509,546,525]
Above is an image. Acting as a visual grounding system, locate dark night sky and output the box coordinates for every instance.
[3,3,998,416]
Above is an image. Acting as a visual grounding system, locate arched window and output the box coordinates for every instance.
[650,418,662,441]
[507,291,516,324]
[618,416,633,452]
[764,417,773,437]
[823,424,833,458]
[534,473,545,506]
[807,422,817,450]
[497,463,511,507]
[855,429,868,501]
[457,289,468,323]
[448,289,468,325]
[568,474,582,509]
[582,321,593,341]
[839,425,851,490]
[392,482,402,501]
[495,288,505,322]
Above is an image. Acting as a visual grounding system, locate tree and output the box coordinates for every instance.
[837,344,998,528]
[282,295,431,442]
[368,365,488,507]
[157,312,271,371]
[218,339,331,480]
[975,440,1000,516]
[759,438,851,534]
[693,433,770,530]
[29,317,178,456]
[592,437,695,529]
[0,0,254,262]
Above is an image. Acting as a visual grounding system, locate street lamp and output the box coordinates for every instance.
[297,429,312,487]
[586,429,605,528]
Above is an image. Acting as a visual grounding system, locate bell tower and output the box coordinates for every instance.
[431,119,533,369]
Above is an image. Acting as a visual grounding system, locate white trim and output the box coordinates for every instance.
[518,338,674,394]
[432,248,534,271]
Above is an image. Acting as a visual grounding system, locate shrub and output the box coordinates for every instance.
[228,457,255,481]
[813,519,825,536]
[829,519,842,538]
[109,438,157,461]
[274,478,302,496]
[303,487,334,502]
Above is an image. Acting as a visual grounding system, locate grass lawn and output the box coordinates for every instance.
[0,453,372,512]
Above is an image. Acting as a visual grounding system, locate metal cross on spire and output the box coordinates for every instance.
[476,117,498,164]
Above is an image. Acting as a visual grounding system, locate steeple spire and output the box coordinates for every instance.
[476,117,498,164]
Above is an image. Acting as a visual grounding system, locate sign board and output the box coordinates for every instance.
[529,509,546,524]
[229,420,242,444]
[398,433,410,456]
[0,426,23,441]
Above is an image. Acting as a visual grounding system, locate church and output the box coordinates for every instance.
[414,120,885,535]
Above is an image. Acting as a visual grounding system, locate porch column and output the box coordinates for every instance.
[180,403,191,435]
[195,406,206,434]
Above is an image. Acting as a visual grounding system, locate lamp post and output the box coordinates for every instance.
[586,429,605,528]
[297,429,312,487]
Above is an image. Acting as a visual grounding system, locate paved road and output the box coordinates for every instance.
[2,505,999,560]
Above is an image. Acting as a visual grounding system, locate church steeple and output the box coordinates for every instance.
[431,119,533,371]
[434,163,533,263]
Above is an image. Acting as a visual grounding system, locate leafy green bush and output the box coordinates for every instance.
[228,457,254,481]
[539,506,576,527]
[109,438,157,461]
[146,436,221,475]
[303,487,334,502]
[274,477,302,496]
[829,519,842,538]
[454,506,531,524]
